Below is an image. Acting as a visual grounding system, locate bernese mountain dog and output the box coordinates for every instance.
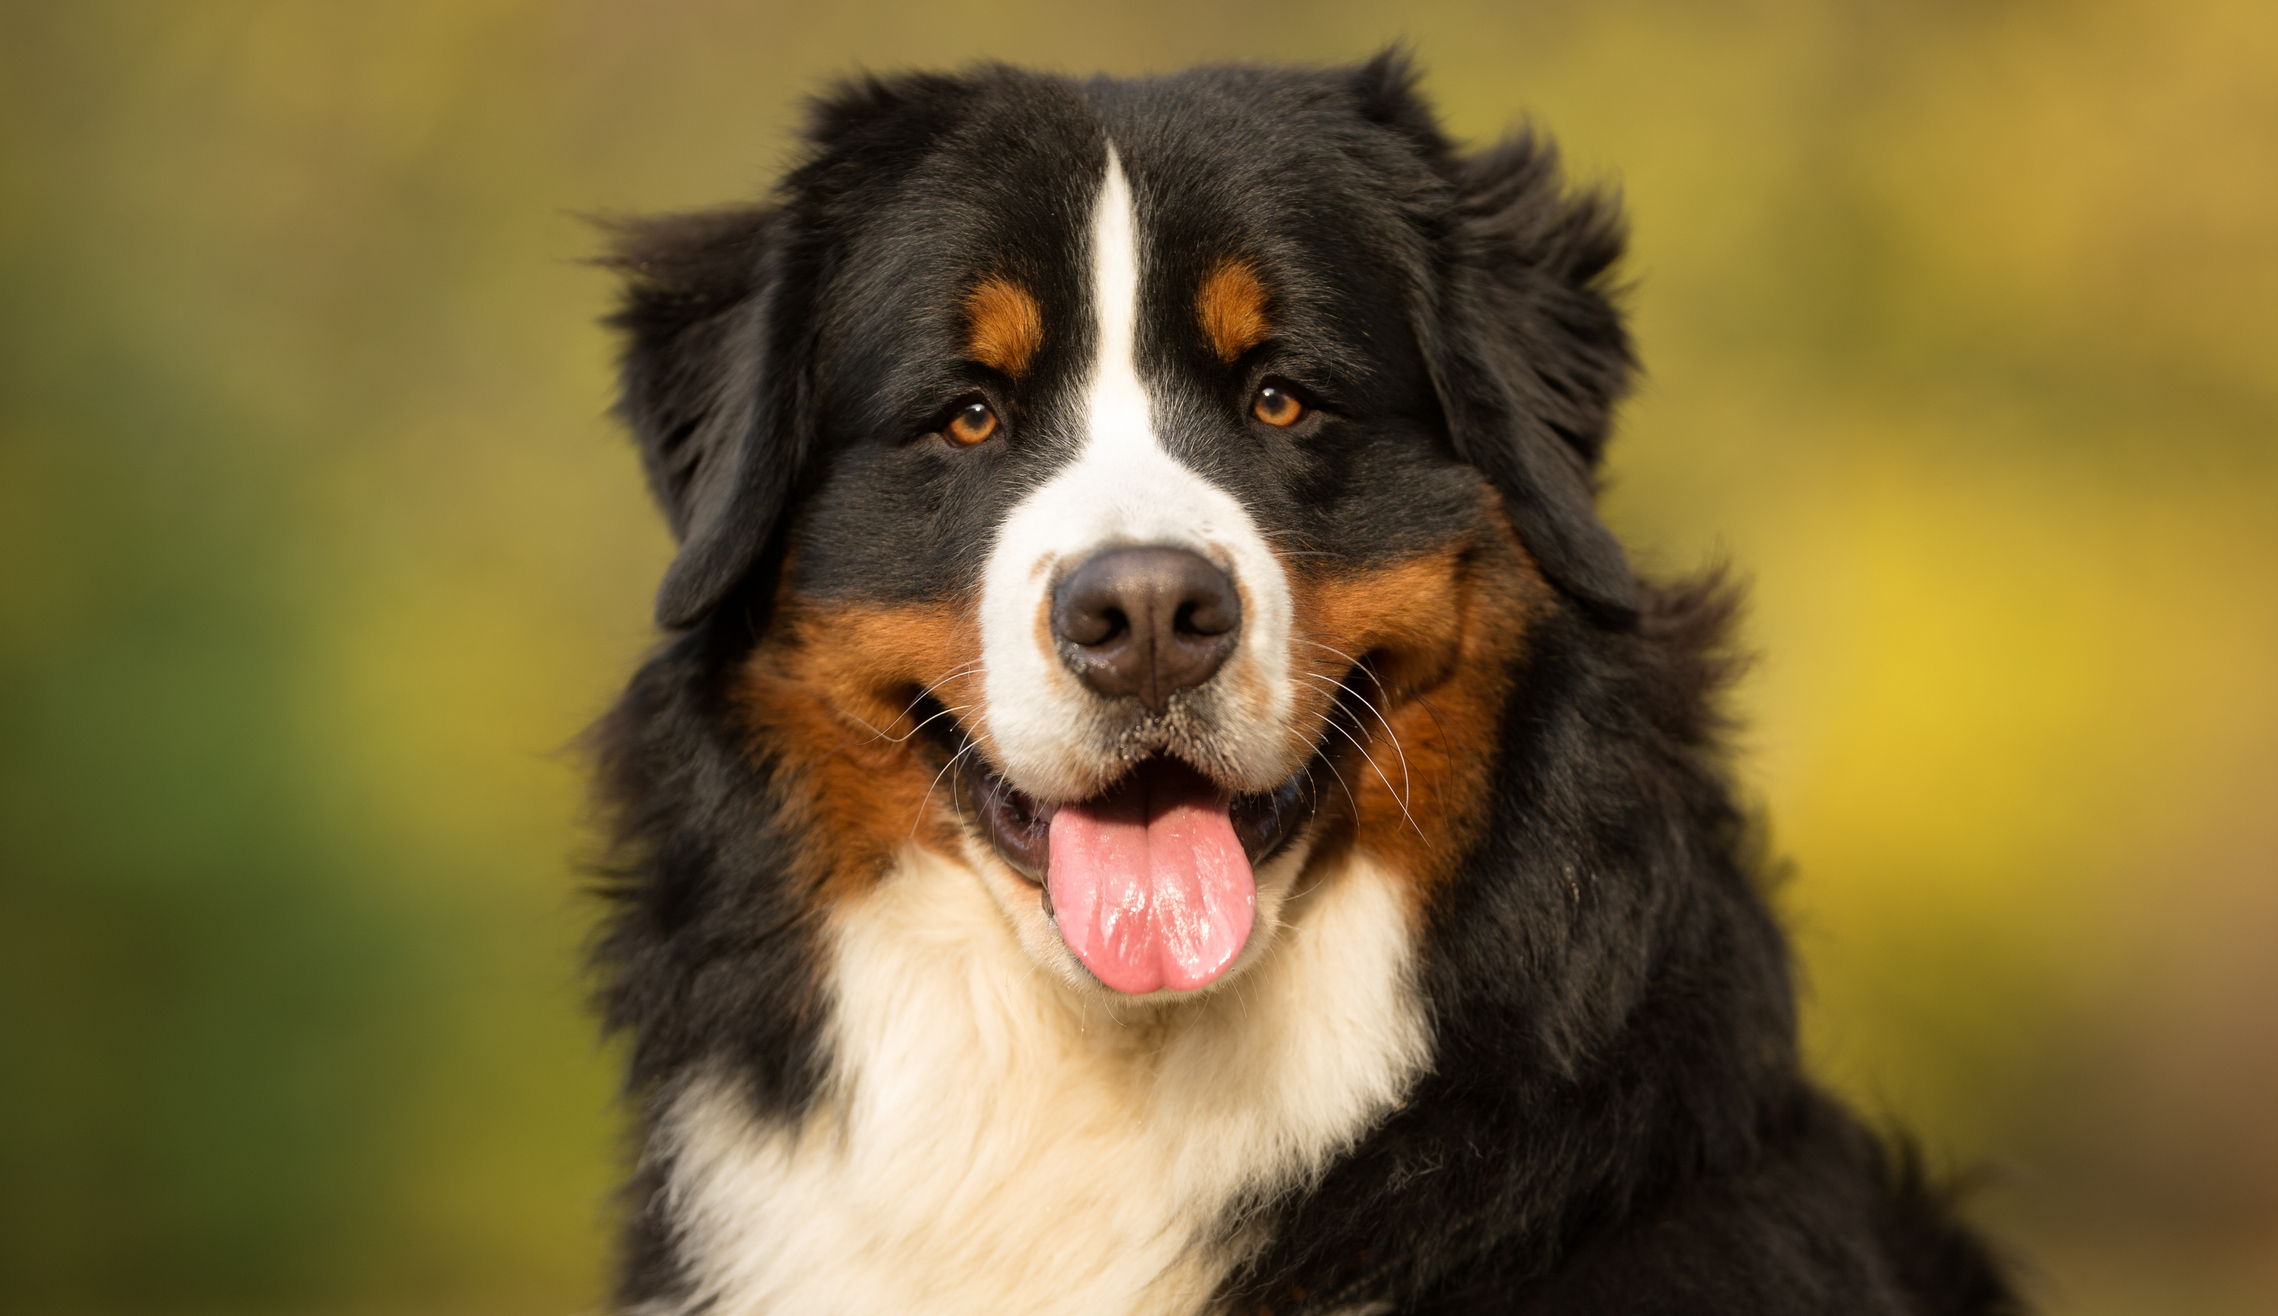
[588,53,2019,1316]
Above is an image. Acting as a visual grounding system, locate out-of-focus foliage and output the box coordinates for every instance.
[0,1,2270,1312]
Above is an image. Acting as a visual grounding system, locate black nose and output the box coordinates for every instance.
[1051,546,1242,713]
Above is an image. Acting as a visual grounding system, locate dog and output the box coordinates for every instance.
[587,53,2019,1315]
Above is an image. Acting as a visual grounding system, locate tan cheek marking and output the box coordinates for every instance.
[1196,259,1272,364]
[735,595,986,906]
[1286,514,1552,904]
[963,277,1043,378]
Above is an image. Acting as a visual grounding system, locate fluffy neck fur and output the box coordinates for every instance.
[645,839,1427,1316]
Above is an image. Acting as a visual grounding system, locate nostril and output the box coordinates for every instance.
[1053,596,1127,649]
[1178,595,1237,637]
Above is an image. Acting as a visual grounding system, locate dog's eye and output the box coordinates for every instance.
[945,402,1000,446]
[1251,385,1303,427]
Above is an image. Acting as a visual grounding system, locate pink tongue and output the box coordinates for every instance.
[1045,761,1255,994]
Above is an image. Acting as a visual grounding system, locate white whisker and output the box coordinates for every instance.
[844,664,987,744]
[1302,687,1428,847]
[1299,670,1413,814]
[1296,639,1415,812]
[912,736,986,840]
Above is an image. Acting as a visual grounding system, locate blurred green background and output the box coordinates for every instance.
[1,1,2271,1312]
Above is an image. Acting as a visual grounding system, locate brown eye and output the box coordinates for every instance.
[1252,384,1303,427]
[946,401,1000,446]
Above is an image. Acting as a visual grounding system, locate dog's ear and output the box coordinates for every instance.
[605,73,980,631]
[1417,124,1642,626]
[604,205,800,630]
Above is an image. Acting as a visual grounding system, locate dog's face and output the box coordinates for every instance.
[610,59,1636,1000]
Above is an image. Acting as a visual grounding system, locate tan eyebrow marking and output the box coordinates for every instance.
[1196,258,1272,363]
[962,276,1044,378]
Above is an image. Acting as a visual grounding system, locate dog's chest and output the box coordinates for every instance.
[652,846,1427,1316]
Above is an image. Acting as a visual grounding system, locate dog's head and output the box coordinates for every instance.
[607,55,1634,999]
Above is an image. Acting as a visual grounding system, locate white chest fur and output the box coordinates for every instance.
[649,845,1429,1316]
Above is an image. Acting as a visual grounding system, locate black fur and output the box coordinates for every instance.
[1224,581,2014,1312]
[589,54,2018,1314]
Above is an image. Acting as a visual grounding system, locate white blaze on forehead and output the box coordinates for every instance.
[1085,151,1151,466]
[978,147,1294,800]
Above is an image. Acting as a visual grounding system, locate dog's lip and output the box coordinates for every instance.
[952,755,1315,890]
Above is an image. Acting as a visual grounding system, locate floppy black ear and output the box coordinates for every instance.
[605,71,986,631]
[604,205,799,630]
[1419,125,1642,626]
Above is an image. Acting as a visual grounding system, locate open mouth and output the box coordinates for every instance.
[954,754,1314,994]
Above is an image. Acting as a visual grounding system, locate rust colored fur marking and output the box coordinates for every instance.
[962,277,1043,378]
[1283,508,1550,902]
[736,596,984,906]
[1196,259,1272,363]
